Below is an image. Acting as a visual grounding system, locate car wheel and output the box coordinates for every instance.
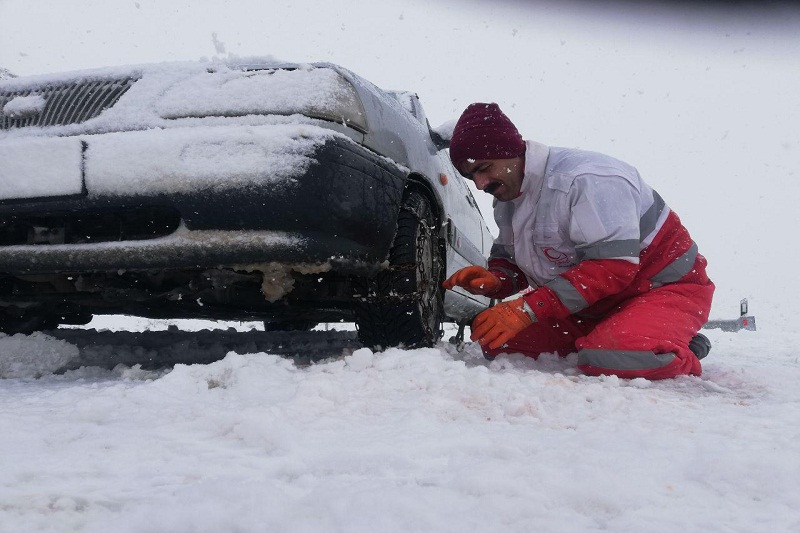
[355,190,445,349]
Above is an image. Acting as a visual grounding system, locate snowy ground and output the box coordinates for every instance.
[1,315,798,532]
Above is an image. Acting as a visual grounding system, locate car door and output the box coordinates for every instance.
[437,150,491,268]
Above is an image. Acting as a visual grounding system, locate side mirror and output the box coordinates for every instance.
[429,119,456,151]
[430,129,450,150]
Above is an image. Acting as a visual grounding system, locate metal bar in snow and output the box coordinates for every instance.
[703,316,757,332]
[703,298,756,332]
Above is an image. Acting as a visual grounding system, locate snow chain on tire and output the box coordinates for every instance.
[355,190,445,349]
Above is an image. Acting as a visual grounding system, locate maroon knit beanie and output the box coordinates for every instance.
[449,103,525,171]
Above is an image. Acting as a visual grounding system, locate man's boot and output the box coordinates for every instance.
[689,333,712,360]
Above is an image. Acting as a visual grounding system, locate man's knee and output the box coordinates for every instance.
[478,318,583,360]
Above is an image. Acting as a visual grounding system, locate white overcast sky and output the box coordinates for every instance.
[2,0,799,321]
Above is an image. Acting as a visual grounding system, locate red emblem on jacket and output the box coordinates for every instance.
[542,247,572,266]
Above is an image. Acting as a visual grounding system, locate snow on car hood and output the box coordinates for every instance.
[156,66,365,127]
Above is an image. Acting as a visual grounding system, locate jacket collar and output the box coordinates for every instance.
[519,140,550,198]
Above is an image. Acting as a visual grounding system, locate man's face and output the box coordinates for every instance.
[459,157,524,202]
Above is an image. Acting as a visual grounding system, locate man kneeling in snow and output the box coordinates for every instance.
[443,103,713,380]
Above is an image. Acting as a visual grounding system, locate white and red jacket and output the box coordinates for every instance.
[488,141,709,320]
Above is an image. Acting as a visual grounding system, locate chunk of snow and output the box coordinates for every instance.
[0,137,84,200]
[1,94,45,117]
[345,347,374,371]
[0,332,78,378]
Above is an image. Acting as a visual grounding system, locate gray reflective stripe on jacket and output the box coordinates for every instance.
[640,191,667,244]
[576,239,639,261]
[545,275,588,313]
[649,241,698,287]
[577,349,676,370]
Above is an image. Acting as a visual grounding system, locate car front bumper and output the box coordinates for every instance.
[0,127,408,275]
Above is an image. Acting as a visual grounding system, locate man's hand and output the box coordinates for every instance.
[470,299,536,350]
[443,266,501,296]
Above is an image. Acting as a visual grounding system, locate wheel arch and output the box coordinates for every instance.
[403,173,444,226]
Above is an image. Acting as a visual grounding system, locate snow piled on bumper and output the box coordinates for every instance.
[0,332,78,378]
[85,124,340,196]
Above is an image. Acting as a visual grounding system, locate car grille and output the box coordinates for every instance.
[0,78,136,130]
[0,206,181,246]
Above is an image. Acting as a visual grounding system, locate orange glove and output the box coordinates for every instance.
[470,299,536,350]
[443,266,502,296]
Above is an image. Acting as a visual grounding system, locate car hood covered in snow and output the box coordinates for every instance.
[0,59,369,138]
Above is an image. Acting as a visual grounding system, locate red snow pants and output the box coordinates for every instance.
[482,260,715,380]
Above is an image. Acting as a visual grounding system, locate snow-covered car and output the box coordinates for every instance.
[0,59,492,348]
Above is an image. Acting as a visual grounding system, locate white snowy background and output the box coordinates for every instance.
[1,0,799,531]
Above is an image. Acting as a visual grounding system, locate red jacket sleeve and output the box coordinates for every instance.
[486,258,530,299]
[521,258,640,320]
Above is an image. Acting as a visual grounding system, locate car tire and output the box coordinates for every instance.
[355,190,445,349]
